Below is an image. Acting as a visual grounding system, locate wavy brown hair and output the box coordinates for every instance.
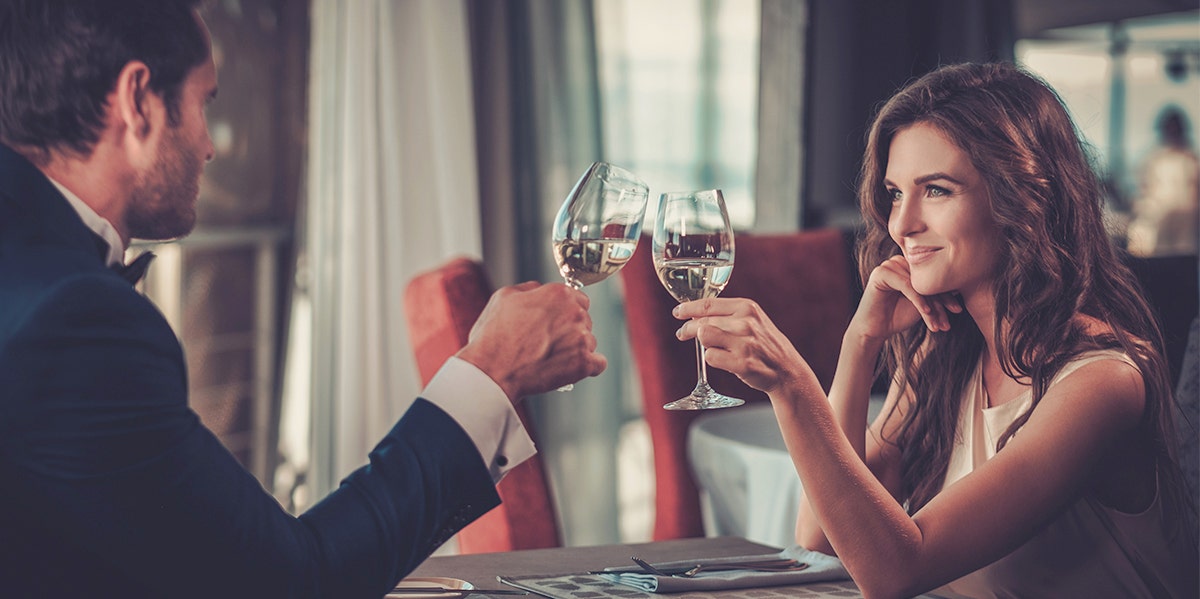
[856,62,1190,522]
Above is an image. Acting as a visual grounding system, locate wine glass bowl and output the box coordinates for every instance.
[552,162,649,290]
[653,190,743,410]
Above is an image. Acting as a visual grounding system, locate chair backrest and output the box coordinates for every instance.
[619,228,857,540]
[403,257,561,553]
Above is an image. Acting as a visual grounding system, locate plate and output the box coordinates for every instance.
[387,576,476,598]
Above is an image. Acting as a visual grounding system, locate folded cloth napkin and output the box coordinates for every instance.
[596,545,850,593]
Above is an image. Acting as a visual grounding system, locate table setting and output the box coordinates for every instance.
[404,536,870,599]
[493,548,852,598]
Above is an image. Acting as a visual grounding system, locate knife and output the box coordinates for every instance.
[387,587,528,596]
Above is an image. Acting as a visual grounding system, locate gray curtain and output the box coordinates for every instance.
[467,0,627,546]
[754,0,807,231]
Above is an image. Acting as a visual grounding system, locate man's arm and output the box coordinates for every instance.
[0,274,498,598]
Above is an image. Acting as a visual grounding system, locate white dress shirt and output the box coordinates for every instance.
[49,178,126,266]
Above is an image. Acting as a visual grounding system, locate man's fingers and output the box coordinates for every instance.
[571,286,591,309]
[588,353,609,377]
[510,280,541,292]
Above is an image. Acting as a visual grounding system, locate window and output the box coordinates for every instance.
[595,0,761,230]
[1018,10,1200,254]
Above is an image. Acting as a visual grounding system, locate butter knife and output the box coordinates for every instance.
[387,587,528,596]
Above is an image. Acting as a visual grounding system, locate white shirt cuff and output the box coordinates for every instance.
[420,356,537,482]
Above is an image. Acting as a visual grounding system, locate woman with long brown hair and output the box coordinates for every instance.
[674,62,1197,598]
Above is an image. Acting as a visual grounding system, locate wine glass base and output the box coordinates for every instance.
[662,384,745,411]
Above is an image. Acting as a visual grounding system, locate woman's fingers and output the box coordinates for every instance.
[866,256,961,334]
[673,297,754,340]
[670,297,802,393]
[672,296,747,320]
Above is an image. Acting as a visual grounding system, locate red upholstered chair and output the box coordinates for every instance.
[403,257,561,553]
[619,228,858,540]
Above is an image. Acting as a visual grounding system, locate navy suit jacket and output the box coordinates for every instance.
[0,143,500,597]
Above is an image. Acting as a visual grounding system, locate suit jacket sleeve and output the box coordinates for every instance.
[0,273,500,598]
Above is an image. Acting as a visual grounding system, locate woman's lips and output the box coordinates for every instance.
[905,246,940,265]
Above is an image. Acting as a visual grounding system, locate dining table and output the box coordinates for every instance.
[404,535,880,598]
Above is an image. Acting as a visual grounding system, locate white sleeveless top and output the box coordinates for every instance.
[933,350,1198,599]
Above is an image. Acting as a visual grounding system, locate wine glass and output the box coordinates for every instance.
[652,189,743,410]
[551,161,649,390]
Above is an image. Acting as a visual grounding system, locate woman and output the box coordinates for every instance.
[674,63,1197,598]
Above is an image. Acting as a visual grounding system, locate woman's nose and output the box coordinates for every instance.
[889,194,925,238]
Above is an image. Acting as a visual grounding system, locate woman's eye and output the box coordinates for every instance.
[926,185,949,198]
[887,188,902,202]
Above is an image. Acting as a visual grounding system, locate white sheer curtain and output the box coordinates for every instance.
[276,0,483,508]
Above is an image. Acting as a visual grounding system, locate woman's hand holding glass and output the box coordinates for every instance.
[672,297,811,398]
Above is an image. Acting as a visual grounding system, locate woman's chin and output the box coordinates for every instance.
[910,278,942,297]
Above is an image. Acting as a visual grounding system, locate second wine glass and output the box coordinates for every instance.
[652,189,744,410]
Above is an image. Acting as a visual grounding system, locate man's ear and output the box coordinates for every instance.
[111,60,164,167]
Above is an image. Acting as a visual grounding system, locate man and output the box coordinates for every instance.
[0,1,606,596]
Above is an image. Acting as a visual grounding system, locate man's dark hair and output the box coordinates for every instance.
[0,0,207,164]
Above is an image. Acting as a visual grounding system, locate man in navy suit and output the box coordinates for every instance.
[0,1,607,596]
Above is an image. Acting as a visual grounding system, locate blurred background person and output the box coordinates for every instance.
[1126,106,1200,256]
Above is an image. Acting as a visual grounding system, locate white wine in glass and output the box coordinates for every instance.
[553,238,638,289]
[552,162,648,289]
[653,189,743,410]
[551,161,649,390]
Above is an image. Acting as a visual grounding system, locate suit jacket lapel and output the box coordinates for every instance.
[0,143,110,265]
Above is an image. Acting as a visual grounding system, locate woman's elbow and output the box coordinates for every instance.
[850,561,929,599]
[795,526,835,556]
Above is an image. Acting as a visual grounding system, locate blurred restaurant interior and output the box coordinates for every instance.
[137,0,1200,553]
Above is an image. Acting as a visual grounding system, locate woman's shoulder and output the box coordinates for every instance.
[1046,353,1145,426]
[1057,314,1147,369]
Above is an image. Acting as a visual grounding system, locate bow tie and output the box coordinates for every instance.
[112,251,155,285]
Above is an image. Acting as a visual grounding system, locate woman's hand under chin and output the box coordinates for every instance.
[850,255,962,343]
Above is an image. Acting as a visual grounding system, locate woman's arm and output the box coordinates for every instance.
[794,328,909,553]
[686,296,1145,597]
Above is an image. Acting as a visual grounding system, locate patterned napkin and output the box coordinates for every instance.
[595,545,850,593]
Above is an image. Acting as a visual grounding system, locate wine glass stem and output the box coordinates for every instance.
[694,339,709,387]
[557,276,583,392]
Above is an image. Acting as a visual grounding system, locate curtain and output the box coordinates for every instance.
[468,0,628,546]
[276,0,484,508]
[469,0,771,545]
[755,0,806,231]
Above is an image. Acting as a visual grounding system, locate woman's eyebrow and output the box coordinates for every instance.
[883,172,964,188]
[913,172,964,186]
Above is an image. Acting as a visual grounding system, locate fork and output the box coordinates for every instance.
[631,556,671,576]
[678,562,810,577]
[631,556,807,578]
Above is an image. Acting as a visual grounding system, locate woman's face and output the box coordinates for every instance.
[885,122,1003,299]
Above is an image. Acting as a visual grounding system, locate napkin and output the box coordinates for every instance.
[596,545,849,593]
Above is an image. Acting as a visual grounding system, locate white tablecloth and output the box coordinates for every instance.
[688,399,885,548]
[688,404,797,548]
